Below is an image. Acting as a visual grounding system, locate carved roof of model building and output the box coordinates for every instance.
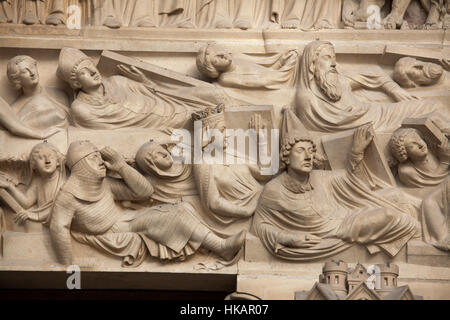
[347,263,368,281]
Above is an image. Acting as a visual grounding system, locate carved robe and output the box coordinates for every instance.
[421,177,449,250]
[271,0,343,29]
[398,161,449,188]
[252,170,420,261]
[11,87,70,130]
[0,0,14,23]
[71,75,230,130]
[158,0,196,28]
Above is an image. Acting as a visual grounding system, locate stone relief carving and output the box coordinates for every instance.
[1,0,448,30]
[0,32,447,291]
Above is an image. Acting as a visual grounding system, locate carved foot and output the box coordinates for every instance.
[424,21,441,30]
[265,21,281,30]
[136,19,156,28]
[383,13,402,29]
[444,14,450,29]
[400,21,410,30]
[45,13,65,26]
[22,14,39,25]
[215,19,232,29]
[103,16,121,29]
[316,20,334,30]
[220,230,246,261]
[435,236,450,252]
[233,19,252,30]
[281,19,300,29]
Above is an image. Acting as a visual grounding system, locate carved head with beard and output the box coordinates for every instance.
[312,43,342,102]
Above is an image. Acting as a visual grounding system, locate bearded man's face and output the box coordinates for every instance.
[314,46,342,102]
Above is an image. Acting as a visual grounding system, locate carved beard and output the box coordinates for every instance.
[314,67,342,102]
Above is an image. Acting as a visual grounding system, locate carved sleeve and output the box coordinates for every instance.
[207,181,255,218]
[49,191,76,265]
[109,164,154,201]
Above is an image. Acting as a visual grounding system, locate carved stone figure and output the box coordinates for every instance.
[295,41,447,133]
[192,105,270,235]
[49,141,246,266]
[196,43,299,90]
[389,128,449,187]
[158,0,196,29]
[197,0,256,30]
[135,141,197,204]
[342,0,386,28]
[45,0,66,25]
[384,0,448,29]
[421,177,449,251]
[0,0,14,24]
[56,47,229,130]
[270,0,343,29]
[394,57,450,89]
[94,0,156,28]
[0,142,65,225]
[7,55,70,130]
[251,109,420,261]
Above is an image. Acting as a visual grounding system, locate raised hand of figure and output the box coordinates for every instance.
[117,64,149,84]
[100,146,127,172]
[14,211,29,225]
[352,123,375,154]
[279,232,321,249]
[249,114,268,142]
[438,137,450,164]
[441,59,450,72]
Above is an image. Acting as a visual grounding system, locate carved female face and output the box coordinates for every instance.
[403,132,428,161]
[76,62,103,91]
[288,141,315,176]
[16,58,39,90]
[85,151,107,177]
[32,147,59,176]
[148,145,173,170]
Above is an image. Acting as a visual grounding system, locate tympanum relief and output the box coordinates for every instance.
[0,1,448,297]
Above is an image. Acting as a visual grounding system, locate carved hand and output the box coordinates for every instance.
[342,7,356,27]
[279,232,321,248]
[391,88,420,102]
[100,147,127,172]
[438,138,450,164]
[14,211,29,225]
[352,123,375,154]
[117,64,149,84]
[0,176,13,189]
[249,114,267,142]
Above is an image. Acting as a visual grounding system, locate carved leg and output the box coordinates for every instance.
[425,0,443,29]
[445,0,450,28]
[23,0,40,25]
[200,230,246,261]
[281,0,305,29]
[102,0,121,28]
[384,0,411,29]
[45,0,66,25]
[233,0,253,30]
[214,0,232,29]
[0,0,13,23]
[131,0,156,27]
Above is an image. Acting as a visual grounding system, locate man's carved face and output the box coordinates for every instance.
[32,147,59,176]
[76,62,103,90]
[314,46,342,102]
[16,58,39,89]
[288,141,315,176]
[85,151,107,177]
[406,59,443,87]
[404,132,428,161]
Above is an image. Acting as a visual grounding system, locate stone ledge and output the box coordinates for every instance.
[0,26,447,53]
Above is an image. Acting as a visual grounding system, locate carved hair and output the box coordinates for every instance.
[7,55,37,90]
[393,57,418,89]
[280,137,317,166]
[196,44,220,79]
[389,128,421,163]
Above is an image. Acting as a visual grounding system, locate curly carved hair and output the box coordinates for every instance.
[389,128,421,163]
[196,44,221,79]
[280,137,317,167]
[393,57,418,89]
[7,55,37,90]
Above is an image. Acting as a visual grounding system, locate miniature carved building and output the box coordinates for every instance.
[297,261,422,300]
